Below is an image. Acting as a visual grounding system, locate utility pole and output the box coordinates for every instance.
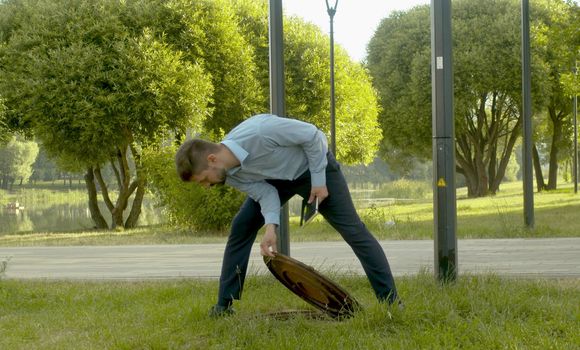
[268,0,290,254]
[431,0,457,282]
[521,0,535,228]
[573,60,578,194]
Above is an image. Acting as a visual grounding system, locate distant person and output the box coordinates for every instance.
[175,114,399,317]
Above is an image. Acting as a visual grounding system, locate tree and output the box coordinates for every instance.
[0,0,213,228]
[531,0,579,190]
[142,0,385,231]
[162,0,264,136]
[232,0,382,164]
[1,0,385,232]
[0,135,39,189]
[367,0,551,197]
[30,145,59,183]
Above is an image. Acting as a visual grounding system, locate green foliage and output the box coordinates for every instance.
[534,0,579,99]
[0,0,216,227]
[531,0,579,189]
[164,0,264,135]
[0,0,213,167]
[367,5,432,161]
[284,17,382,164]
[231,1,382,165]
[143,146,244,232]
[30,145,61,182]
[367,0,573,196]
[0,135,39,188]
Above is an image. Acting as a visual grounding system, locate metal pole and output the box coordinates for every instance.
[431,0,457,282]
[268,0,290,254]
[521,0,535,228]
[574,93,578,194]
[326,0,338,156]
[574,61,578,194]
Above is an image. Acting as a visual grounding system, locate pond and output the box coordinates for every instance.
[0,188,395,235]
[0,200,165,235]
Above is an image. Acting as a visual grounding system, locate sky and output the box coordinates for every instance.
[283,0,430,62]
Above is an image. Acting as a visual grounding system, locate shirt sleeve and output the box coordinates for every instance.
[228,179,281,226]
[260,116,328,187]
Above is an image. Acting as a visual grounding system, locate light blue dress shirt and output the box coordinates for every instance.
[221,114,328,226]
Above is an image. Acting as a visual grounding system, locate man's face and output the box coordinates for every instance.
[190,166,226,188]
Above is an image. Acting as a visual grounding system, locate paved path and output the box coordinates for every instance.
[1,238,579,280]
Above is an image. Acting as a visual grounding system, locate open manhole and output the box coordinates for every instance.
[263,253,362,320]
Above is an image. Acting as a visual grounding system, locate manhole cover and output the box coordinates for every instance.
[264,253,362,319]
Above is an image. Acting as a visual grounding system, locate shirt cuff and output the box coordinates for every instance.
[263,212,280,226]
[310,171,326,188]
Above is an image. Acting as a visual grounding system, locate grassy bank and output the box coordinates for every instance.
[0,273,578,349]
[1,181,579,246]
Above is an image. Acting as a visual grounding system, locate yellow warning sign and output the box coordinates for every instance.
[437,178,446,187]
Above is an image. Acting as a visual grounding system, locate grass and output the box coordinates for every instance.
[1,182,578,349]
[0,184,86,208]
[0,225,220,247]
[1,181,579,246]
[0,273,578,349]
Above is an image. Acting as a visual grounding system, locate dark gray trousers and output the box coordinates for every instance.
[217,152,398,305]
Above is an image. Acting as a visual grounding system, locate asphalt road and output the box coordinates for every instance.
[1,238,579,280]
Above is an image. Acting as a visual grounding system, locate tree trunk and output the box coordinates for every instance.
[94,166,114,211]
[489,117,521,194]
[532,143,546,191]
[84,167,108,229]
[465,172,479,197]
[125,178,146,228]
[547,116,563,190]
[125,144,146,229]
[474,148,489,197]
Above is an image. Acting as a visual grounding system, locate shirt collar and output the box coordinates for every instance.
[221,140,247,176]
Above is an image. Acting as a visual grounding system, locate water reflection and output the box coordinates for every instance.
[0,191,382,235]
[0,201,165,235]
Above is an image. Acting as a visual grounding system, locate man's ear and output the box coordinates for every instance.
[207,153,217,164]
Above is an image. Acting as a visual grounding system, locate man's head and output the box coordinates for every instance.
[175,139,226,188]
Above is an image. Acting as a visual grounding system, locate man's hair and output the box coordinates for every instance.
[175,139,220,181]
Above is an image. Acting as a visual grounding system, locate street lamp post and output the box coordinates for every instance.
[521,0,535,228]
[573,60,578,194]
[268,0,290,254]
[326,0,338,156]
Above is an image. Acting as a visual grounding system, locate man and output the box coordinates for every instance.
[175,114,399,317]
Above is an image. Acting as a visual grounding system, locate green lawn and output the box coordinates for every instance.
[1,182,579,349]
[1,181,578,246]
[0,274,578,349]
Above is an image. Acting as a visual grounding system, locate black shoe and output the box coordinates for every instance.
[208,304,235,318]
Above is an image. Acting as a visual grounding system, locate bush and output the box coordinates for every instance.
[143,146,245,233]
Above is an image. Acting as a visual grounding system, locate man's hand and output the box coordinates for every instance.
[309,186,328,204]
[260,224,278,257]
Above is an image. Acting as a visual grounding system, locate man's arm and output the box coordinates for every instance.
[228,179,280,257]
